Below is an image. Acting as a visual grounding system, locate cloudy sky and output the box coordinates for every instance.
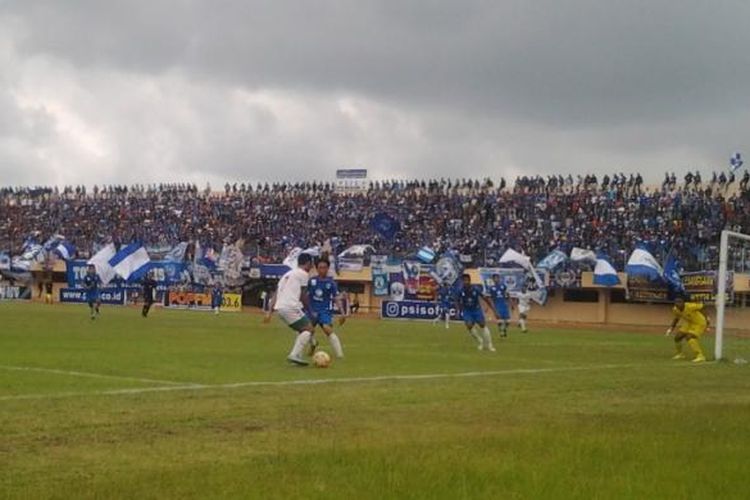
[1,0,748,187]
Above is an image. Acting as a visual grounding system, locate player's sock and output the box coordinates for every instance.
[672,340,686,359]
[445,315,450,329]
[328,332,344,358]
[469,327,483,346]
[290,330,312,359]
[687,338,705,361]
[502,320,509,337]
[481,326,495,351]
[519,318,527,332]
[142,305,148,317]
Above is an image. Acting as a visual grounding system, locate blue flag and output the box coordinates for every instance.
[164,242,188,262]
[54,241,77,261]
[626,246,663,281]
[416,247,436,263]
[370,213,400,240]
[538,249,568,270]
[730,152,744,173]
[593,254,621,287]
[663,254,685,294]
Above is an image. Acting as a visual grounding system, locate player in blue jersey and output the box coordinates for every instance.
[307,258,346,358]
[456,274,495,351]
[433,282,455,329]
[83,265,101,320]
[211,282,224,315]
[487,273,512,337]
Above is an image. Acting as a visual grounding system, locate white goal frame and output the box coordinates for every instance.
[715,229,750,360]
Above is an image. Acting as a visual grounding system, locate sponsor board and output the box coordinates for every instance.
[166,291,242,311]
[627,270,734,304]
[59,288,126,305]
[0,285,31,300]
[381,300,462,321]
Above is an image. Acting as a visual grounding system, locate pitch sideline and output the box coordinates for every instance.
[0,364,192,386]
[0,363,646,401]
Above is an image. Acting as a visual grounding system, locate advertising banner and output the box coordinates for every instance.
[380,300,462,321]
[0,285,31,300]
[220,293,242,312]
[627,270,734,304]
[166,291,212,309]
[165,291,241,311]
[59,288,127,305]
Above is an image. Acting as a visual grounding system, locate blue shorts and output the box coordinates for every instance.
[86,291,99,305]
[312,310,333,326]
[462,308,485,325]
[494,302,510,320]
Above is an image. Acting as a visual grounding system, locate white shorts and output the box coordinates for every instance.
[276,308,309,328]
[518,306,530,315]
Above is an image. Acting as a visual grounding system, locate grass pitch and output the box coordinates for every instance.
[1,302,748,499]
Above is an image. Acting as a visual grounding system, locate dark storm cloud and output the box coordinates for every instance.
[1,0,749,185]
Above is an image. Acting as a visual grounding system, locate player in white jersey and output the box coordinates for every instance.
[515,285,532,333]
[263,253,315,365]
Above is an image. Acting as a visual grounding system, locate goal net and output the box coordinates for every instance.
[715,230,750,363]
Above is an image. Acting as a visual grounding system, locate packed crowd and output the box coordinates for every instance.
[2,172,749,271]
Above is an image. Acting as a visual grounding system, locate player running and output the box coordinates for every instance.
[456,274,495,352]
[666,294,708,363]
[515,285,533,333]
[307,258,346,358]
[141,271,157,317]
[83,265,101,320]
[433,282,454,329]
[487,273,512,337]
[263,252,315,366]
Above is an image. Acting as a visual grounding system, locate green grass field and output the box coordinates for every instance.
[1,302,748,499]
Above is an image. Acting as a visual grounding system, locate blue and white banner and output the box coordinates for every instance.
[59,287,127,305]
[109,243,150,281]
[478,268,528,293]
[593,256,621,287]
[416,247,436,263]
[0,252,10,271]
[538,250,568,271]
[164,242,188,262]
[570,247,597,265]
[88,244,118,285]
[625,247,663,281]
[259,264,291,278]
[371,255,389,296]
[370,213,400,240]
[54,241,76,261]
[663,254,685,294]
[381,300,462,321]
[218,241,244,285]
[337,258,364,272]
[431,253,462,286]
[67,260,188,288]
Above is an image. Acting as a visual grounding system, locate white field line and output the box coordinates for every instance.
[0,365,191,386]
[0,363,640,402]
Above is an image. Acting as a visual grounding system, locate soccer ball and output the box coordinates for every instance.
[312,350,332,368]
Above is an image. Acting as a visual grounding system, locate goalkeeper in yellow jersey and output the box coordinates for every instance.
[666,295,708,363]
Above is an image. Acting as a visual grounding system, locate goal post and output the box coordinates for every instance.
[715,229,750,360]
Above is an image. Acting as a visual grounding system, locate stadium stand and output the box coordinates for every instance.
[2,171,749,271]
